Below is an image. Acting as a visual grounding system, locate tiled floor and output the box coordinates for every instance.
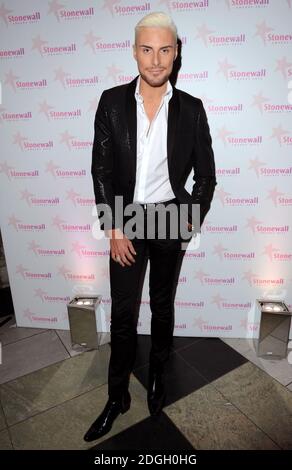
[0,314,291,450]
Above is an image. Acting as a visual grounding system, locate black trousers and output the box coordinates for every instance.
[107,199,190,400]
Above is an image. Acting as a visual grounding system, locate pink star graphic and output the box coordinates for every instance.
[4,69,20,92]
[20,189,34,206]
[266,187,285,207]
[0,105,5,124]
[52,215,66,230]
[60,130,75,150]
[216,125,234,146]
[106,64,123,84]
[23,308,33,322]
[32,35,48,56]
[212,243,228,261]
[0,160,14,179]
[34,288,47,302]
[39,100,54,120]
[194,268,209,285]
[13,131,28,151]
[48,0,65,22]
[16,264,28,279]
[240,317,248,330]
[158,0,172,11]
[45,160,60,177]
[71,240,86,257]
[193,316,208,332]
[195,24,215,47]
[211,293,226,309]
[251,91,270,114]
[58,265,71,279]
[245,216,263,234]
[102,0,122,16]
[214,186,231,206]
[66,188,80,206]
[242,269,258,286]
[84,31,101,54]
[28,240,41,255]
[0,3,13,26]
[54,67,70,89]
[248,156,266,178]
[262,243,280,262]
[270,125,289,145]
[8,214,21,231]
[275,57,292,80]
[89,96,99,112]
[287,0,291,7]
[255,21,274,45]
[217,58,236,81]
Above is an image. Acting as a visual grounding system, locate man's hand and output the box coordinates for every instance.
[106,228,137,267]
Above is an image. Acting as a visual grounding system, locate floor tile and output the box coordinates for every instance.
[56,329,110,357]
[165,383,279,450]
[287,382,292,392]
[92,412,194,450]
[9,375,148,450]
[133,351,208,406]
[0,346,110,426]
[0,429,13,450]
[0,330,69,384]
[177,338,247,382]
[213,362,292,449]
[171,336,202,352]
[0,404,6,431]
[0,316,46,346]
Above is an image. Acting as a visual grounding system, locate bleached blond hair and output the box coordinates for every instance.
[135,12,178,43]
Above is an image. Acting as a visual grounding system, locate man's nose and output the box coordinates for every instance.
[152,51,160,66]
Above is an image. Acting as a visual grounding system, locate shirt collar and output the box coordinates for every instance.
[135,75,173,104]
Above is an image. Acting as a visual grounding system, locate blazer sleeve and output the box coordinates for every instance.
[191,100,217,226]
[91,92,120,230]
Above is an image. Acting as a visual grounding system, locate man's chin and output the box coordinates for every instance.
[141,74,169,88]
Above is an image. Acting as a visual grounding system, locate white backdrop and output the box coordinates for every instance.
[0,0,291,338]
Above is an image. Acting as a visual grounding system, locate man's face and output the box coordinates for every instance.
[133,27,177,88]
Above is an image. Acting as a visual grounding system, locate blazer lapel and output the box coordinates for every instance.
[126,76,138,178]
[167,87,180,169]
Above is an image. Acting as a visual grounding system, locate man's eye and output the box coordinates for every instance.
[143,48,150,53]
[161,49,170,54]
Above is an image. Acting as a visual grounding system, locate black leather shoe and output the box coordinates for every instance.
[147,370,166,416]
[83,391,131,442]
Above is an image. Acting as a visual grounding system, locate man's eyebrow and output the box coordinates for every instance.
[138,44,174,49]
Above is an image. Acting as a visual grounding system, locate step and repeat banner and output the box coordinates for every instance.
[0,0,291,338]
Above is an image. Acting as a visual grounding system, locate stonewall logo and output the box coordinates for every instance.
[215,187,259,207]
[48,1,94,22]
[202,221,238,234]
[249,159,292,178]
[0,47,24,59]
[0,108,32,123]
[0,162,39,180]
[212,243,255,261]
[251,90,292,114]
[275,57,292,80]
[216,167,240,177]
[5,69,47,91]
[39,100,81,121]
[54,67,99,89]
[112,2,151,16]
[23,309,58,324]
[242,269,285,287]
[57,265,95,282]
[165,0,209,12]
[216,126,262,146]
[0,4,41,25]
[65,188,95,207]
[59,130,92,151]
[175,299,204,309]
[206,100,243,114]
[46,160,86,179]
[52,215,92,233]
[217,58,266,81]
[267,187,292,207]
[118,74,136,84]
[96,38,131,53]
[32,35,77,56]
[210,294,251,311]
[224,0,270,9]
[70,241,110,258]
[195,24,246,47]
[13,132,53,151]
[8,215,46,232]
[261,244,292,262]
[28,241,65,257]
[270,125,291,146]
[255,21,292,46]
[16,264,52,281]
[245,216,289,235]
[20,189,60,207]
[184,250,205,260]
[194,267,235,286]
[33,289,70,304]
[177,70,208,82]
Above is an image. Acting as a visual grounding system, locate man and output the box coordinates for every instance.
[84,12,216,442]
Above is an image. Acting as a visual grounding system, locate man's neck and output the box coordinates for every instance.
[139,76,168,101]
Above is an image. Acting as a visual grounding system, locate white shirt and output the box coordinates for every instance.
[133,76,176,204]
